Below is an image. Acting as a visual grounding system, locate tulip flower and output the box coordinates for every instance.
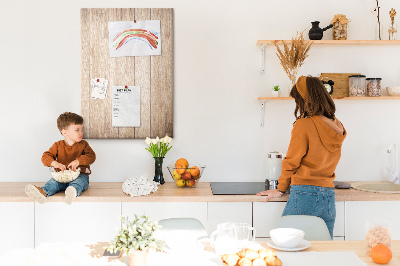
[145,135,173,158]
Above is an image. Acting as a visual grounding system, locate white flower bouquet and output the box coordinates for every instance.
[145,136,172,158]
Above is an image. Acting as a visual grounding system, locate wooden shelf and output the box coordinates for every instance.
[257,40,400,46]
[258,96,400,101]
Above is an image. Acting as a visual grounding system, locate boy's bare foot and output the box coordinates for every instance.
[65,186,77,205]
[25,185,47,204]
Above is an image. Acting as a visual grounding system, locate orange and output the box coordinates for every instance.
[175,158,189,174]
[370,244,392,264]
[175,158,189,168]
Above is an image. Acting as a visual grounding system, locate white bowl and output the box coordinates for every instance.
[270,228,305,249]
[386,86,400,96]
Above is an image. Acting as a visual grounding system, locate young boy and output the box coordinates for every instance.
[25,112,96,204]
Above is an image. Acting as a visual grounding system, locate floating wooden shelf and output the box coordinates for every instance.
[257,40,400,74]
[257,40,400,46]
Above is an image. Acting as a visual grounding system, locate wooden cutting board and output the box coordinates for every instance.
[319,73,361,98]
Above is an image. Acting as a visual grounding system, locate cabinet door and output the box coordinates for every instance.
[345,201,400,240]
[253,202,345,238]
[35,202,121,246]
[253,202,286,238]
[333,202,345,237]
[122,202,207,230]
[0,203,34,257]
[207,202,252,235]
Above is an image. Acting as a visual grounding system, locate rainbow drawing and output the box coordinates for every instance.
[112,29,159,50]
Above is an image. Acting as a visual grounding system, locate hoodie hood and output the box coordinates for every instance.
[310,116,346,152]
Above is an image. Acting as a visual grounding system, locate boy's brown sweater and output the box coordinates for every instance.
[277,116,346,192]
[42,140,96,175]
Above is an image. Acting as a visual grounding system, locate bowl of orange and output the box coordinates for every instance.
[167,158,206,188]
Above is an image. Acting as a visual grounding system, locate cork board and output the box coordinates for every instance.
[81,8,173,139]
[319,73,360,98]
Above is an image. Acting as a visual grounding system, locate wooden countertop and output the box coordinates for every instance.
[2,182,400,202]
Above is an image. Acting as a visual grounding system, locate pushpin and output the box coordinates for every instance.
[134,20,136,23]
[125,85,128,89]
[97,79,99,82]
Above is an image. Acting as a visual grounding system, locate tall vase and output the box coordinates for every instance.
[128,249,149,266]
[288,72,298,96]
[375,21,382,40]
[153,157,165,185]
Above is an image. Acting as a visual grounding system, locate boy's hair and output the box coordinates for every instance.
[57,112,83,132]
[290,76,336,120]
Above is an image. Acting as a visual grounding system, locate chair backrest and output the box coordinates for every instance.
[157,218,208,238]
[158,218,205,231]
[274,215,332,241]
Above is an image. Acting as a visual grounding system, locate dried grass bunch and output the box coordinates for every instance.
[273,31,313,86]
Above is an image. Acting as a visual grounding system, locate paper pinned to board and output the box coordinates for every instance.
[108,20,161,57]
[112,86,140,127]
[91,78,108,99]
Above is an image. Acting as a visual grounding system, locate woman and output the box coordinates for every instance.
[257,76,346,238]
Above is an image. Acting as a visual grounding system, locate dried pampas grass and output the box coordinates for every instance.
[273,31,313,86]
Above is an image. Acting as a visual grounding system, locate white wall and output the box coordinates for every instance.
[0,0,399,183]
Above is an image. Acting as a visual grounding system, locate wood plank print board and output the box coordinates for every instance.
[81,8,173,139]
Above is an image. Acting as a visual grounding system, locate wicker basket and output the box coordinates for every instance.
[50,167,80,183]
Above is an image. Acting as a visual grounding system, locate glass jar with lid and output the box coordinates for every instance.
[349,75,366,97]
[366,78,382,97]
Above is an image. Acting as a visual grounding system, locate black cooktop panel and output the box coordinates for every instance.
[210,182,266,195]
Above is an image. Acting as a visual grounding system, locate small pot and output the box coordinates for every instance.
[128,248,149,266]
[272,90,281,97]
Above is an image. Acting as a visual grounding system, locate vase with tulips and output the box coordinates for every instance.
[145,136,172,184]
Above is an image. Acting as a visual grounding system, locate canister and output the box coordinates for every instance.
[265,151,283,190]
[366,78,382,97]
[349,75,366,97]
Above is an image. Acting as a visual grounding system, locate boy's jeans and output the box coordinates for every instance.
[42,174,89,197]
[282,185,336,239]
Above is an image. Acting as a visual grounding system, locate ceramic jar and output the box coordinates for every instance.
[349,75,366,97]
[366,78,382,97]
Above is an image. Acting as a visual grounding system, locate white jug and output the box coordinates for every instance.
[210,222,237,255]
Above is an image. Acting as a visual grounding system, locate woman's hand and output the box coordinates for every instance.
[256,189,283,203]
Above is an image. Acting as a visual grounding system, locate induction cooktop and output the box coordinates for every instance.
[210,182,266,195]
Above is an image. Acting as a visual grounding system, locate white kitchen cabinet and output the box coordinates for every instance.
[122,202,207,230]
[35,202,121,247]
[253,202,345,238]
[345,201,400,240]
[207,202,252,235]
[334,202,345,237]
[0,203,34,257]
[253,202,286,238]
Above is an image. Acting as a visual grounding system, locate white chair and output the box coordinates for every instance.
[158,218,207,233]
[274,215,332,241]
[156,218,209,250]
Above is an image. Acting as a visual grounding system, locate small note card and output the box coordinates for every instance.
[112,86,140,127]
[91,78,108,99]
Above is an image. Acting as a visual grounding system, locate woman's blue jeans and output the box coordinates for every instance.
[282,185,336,238]
[42,174,89,197]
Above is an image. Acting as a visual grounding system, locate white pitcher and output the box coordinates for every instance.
[210,222,237,255]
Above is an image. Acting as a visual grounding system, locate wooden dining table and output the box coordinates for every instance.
[93,240,400,265]
[1,241,399,265]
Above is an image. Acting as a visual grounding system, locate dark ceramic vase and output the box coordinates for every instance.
[153,157,165,185]
[308,21,333,40]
